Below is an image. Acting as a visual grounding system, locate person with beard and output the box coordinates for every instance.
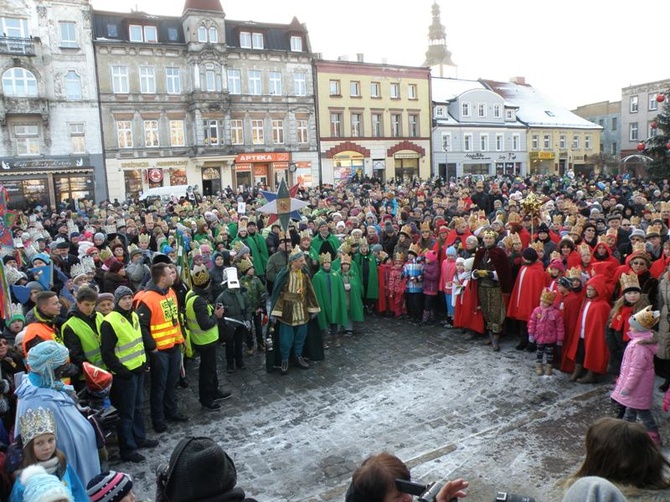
[310,220,340,264]
[507,247,546,351]
[472,228,512,351]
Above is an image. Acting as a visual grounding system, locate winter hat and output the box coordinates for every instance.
[129,248,143,259]
[425,250,437,262]
[26,281,44,292]
[446,246,457,257]
[629,228,646,240]
[113,286,133,304]
[107,259,124,274]
[463,257,474,272]
[629,305,660,331]
[537,222,550,233]
[371,244,383,253]
[159,437,238,502]
[87,471,133,502]
[21,464,73,502]
[191,264,211,288]
[548,259,565,272]
[96,292,114,306]
[2,255,16,265]
[522,247,538,262]
[26,341,69,390]
[561,476,628,502]
[31,253,51,266]
[94,232,106,241]
[465,235,478,247]
[384,221,394,233]
[558,277,573,291]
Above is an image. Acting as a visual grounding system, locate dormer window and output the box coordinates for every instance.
[290,36,302,51]
[197,24,218,43]
[129,24,157,43]
[240,31,264,49]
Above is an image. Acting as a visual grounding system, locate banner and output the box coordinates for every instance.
[0,186,14,247]
[0,262,10,321]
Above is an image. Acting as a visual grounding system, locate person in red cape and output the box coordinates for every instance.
[555,276,584,374]
[590,239,620,286]
[373,247,391,315]
[444,217,472,250]
[649,243,670,279]
[507,247,546,351]
[566,275,611,383]
[432,226,451,265]
[545,259,565,292]
[453,257,484,336]
[612,245,659,309]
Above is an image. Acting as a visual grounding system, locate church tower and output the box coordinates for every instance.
[423,1,457,78]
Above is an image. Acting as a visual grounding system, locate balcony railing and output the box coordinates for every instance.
[0,36,36,56]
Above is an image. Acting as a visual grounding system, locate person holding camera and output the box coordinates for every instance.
[345,452,468,502]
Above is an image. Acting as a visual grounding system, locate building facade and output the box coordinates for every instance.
[93,0,318,202]
[315,59,431,185]
[0,0,105,210]
[620,79,670,161]
[571,100,621,174]
[431,78,527,179]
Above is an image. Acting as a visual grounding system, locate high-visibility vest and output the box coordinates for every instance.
[104,311,147,371]
[23,322,57,356]
[135,289,184,350]
[184,291,219,346]
[63,313,105,369]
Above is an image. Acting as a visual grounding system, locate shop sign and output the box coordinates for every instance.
[235,152,289,163]
[464,152,491,160]
[529,151,554,160]
[148,169,163,183]
[0,157,89,169]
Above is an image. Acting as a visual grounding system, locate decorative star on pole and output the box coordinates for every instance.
[256,179,307,231]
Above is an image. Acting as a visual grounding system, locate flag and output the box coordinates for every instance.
[175,231,191,289]
[0,262,10,321]
[0,186,13,247]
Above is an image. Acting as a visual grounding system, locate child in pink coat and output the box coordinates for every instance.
[439,246,457,328]
[528,288,565,376]
[612,306,661,445]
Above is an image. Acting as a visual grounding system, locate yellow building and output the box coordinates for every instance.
[314,59,432,184]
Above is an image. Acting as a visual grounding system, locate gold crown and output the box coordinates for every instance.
[631,305,660,330]
[552,214,563,225]
[394,252,406,262]
[619,271,640,292]
[408,243,422,256]
[650,212,663,222]
[646,223,662,237]
[481,227,497,238]
[399,224,413,237]
[237,258,254,274]
[540,288,557,304]
[597,234,612,245]
[19,407,57,445]
[138,233,151,245]
[631,241,648,255]
[99,248,113,263]
[340,254,352,265]
[190,264,211,287]
[630,216,641,225]
[297,229,310,241]
[318,252,332,265]
[661,202,670,213]
[549,250,561,261]
[578,243,591,255]
[530,241,544,253]
[420,221,431,232]
[507,213,522,225]
[451,217,465,228]
[565,267,583,280]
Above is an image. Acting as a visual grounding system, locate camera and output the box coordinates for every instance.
[395,479,448,502]
[495,492,536,502]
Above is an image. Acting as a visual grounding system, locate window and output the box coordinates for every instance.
[144,26,157,42]
[435,106,445,117]
[611,142,617,155]
[572,135,580,149]
[297,119,308,144]
[208,27,218,43]
[116,121,133,149]
[111,66,128,94]
[585,135,592,149]
[330,112,342,137]
[166,67,181,94]
[227,69,241,94]
[198,26,207,42]
[598,119,604,127]
[612,117,617,131]
[204,120,219,145]
[240,31,251,48]
[14,124,39,156]
[293,73,306,96]
[462,102,471,117]
[230,119,243,145]
[408,84,417,99]
[59,22,78,48]
[248,70,262,95]
[630,96,639,113]
[371,113,382,137]
[197,25,217,43]
[350,81,361,97]
[505,109,514,120]
[559,135,567,149]
[2,68,37,97]
[390,83,400,99]
[480,134,489,151]
[532,135,539,149]
[512,134,520,151]
[129,25,157,42]
[203,64,220,92]
[463,133,473,152]
[370,82,380,98]
[543,134,550,149]
[252,32,264,49]
[69,123,85,153]
[495,134,504,151]
[139,66,156,94]
[650,122,659,138]
[477,103,486,118]
[290,36,302,51]
[351,113,362,137]
[391,114,401,137]
[630,122,638,141]
[1,17,29,38]
[64,71,81,100]
[251,119,264,144]
[649,93,659,111]
[442,133,451,152]
[269,71,282,95]
[272,119,284,144]
[329,80,341,96]
[144,120,159,147]
[493,104,502,118]
[169,120,184,147]
[167,27,178,42]
[106,24,118,38]
[408,114,419,137]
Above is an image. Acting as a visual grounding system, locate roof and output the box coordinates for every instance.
[431,77,486,102]
[482,79,601,130]
[224,18,307,51]
[182,0,223,13]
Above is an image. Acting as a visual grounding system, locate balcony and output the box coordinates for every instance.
[0,36,36,56]
[0,96,49,124]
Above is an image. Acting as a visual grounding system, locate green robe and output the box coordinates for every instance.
[310,233,341,262]
[341,269,365,322]
[312,267,347,330]
[353,251,379,300]
[232,233,269,276]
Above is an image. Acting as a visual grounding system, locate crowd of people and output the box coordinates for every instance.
[2,171,670,499]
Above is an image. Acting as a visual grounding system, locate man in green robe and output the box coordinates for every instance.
[312,252,347,348]
[353,241,379,314]
[310,220,340,263]
[340,255,364,335]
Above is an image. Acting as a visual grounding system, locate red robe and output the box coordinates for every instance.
[445,229,472,249]
[556,290,584,373]
[565,276,611,374]
[506,261,545,322]
[453,276,485,334]
[376,260,391,313]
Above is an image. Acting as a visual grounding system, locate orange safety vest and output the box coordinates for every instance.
[23,322,58,355]
[136,289,184,350]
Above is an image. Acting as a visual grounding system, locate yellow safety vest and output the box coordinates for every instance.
[185,291,219,346]
[63,313,105,369]
[104,311,147,371]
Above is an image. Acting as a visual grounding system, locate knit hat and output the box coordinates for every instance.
[113,286,133,304]
[384,221,394,233]
[31,253,51,266]
[96,292,114,306]
[21,464,73,502]
[629,305,660,331]
[371,244,383,253]
[446,246,457,257]
[548,259,565,272]
[522,247,538,262]
[107,259,124,274]
[87,471,133,502]
[26,281,45,293]
[2,255,16,265]
[191,264,211,288]
[537,222,550,233]
[558,277,573,291]
[94,232,106,241]
[159,437,238,502]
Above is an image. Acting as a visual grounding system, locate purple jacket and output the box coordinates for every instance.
[611,329,658,410]
[527,305,564,345]
[422,260,440,295]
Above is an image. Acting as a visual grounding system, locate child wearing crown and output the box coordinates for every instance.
[611,306,662,445]
[527,289,564,376]
[10,407,88,502]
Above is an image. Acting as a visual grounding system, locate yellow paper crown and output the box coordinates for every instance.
[530,241,544,253]
[318,252,331,265]
[138,233,151,245]
[565,267,582,280]
[340,254,352,265]
[408,243,422,256]
[420,221,431,232]
[619,271,640,292]
[540,288,557,304]
[631,305,660,330]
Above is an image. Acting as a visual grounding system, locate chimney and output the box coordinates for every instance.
[356,53,364,63]
[338,55,349,61]
[313,52,322,60]
[510,76,526,85]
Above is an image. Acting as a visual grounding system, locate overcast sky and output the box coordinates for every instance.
[91,0,669,110]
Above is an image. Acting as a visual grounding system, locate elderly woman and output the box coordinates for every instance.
[15,341,101,486]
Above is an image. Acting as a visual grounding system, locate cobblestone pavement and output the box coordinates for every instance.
[110,317,670,502]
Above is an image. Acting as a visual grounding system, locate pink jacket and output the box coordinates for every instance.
[440,259,457,294]
[422,259,440,295]
[527,305,564,345]
[611,329,658,410]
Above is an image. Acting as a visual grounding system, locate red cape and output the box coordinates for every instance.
[453,278,485,334]
[507,261,546,321]
[557,290,584,373]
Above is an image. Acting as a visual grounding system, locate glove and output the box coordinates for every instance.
[472,269,480,279]
[528,336,535,344]
[486,271,495,279]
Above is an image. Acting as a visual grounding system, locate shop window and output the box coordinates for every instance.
[170,168,187,185]
[55,175,93,206]
[124,170,142,198]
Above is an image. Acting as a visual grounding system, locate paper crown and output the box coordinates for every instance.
[507,213,522,225]
[630,216,641,225]
[138,233,151,245]
[565,267,583,280]
[552,214,563,225]
[191,264,211,287]
[481,227,497,238]
[646,223,662,238]
[394,252,406,262]
[5,266,24,286]
[619,271,641,292]
[70,263,88,280]
[19,407,57,445]
[8,303,24,323]
[288,247,304,261]
[237,258,253,274]
[578,243,591,255]
[80,255,96,273]
[540,288,557,304]
[399,224,412,237]
[530,241,544,253]
[299,229,312,241]
[408,243,422,256]
[318,252,331,265]
[549,250,561,262]
[340,254,352,265]
[104,225,117,234]
[420,221,431,232]
[99,248,113,263]
[630,305,660,330]
[661,202,670,213]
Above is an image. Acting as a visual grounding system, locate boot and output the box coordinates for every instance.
[491,334,500,352]
[280,359,289,375]
[544,364,553,376]
[483,332,492,345]
[535,362,544,376]
[569,364,584,382]
[577,371,597,384]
